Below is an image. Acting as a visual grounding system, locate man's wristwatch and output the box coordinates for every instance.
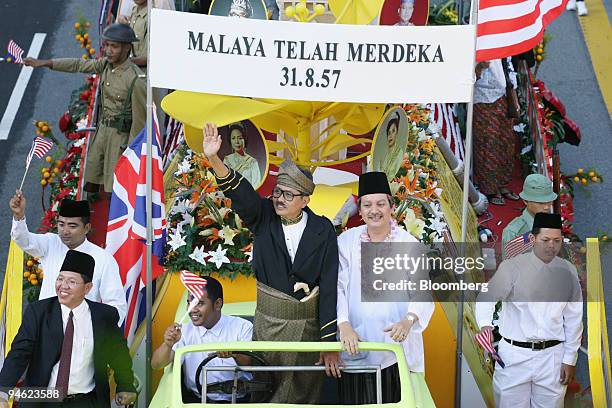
[406,313,418,324]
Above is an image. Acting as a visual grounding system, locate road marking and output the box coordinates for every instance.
[578,0,612,118]
[0,33,47,140]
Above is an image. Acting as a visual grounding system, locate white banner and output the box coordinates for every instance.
[150,10,476,103]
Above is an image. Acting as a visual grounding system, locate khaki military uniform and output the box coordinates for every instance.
[501,209,534,257]
[52,58,146,192]
[129,5,148,58]
[127,5,166,133]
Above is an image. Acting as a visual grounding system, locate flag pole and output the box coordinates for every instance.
[455,0,479,406]
[145,0,154,404]
[18,160,32,192]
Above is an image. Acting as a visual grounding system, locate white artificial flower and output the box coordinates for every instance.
[75,117,88,130]
[429,218,447,236]
[427,120,441,136]
[171,198,191,215]
[73,138,85,147]
[207,245,230,269]
[429,202,444,219]
[167,229,187,251]
[513,123,526,133]
[218,225,238,246]
[175,158,192,176]
[404,208,426,239]
[417,129,428,142]
[189,245,208,265]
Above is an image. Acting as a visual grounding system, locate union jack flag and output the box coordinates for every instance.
[474,327,505,368]
[504,232,533,260]
[7,40,24,64]
[26,137,54,165]
[180,270,208,301]
[106,107,166,345]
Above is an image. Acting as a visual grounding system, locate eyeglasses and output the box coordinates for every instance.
[56,277,85,288]
[272,187,304,202]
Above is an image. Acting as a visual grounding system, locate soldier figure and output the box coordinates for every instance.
[501,173,557,256]
[118,0,148,67]
[24,24,146,193]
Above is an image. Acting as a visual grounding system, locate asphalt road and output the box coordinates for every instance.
[0,0,99,276]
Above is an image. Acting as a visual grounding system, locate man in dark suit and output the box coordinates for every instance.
[0,250,137,408]
[202,123,340,403]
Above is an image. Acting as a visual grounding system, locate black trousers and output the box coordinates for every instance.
[338,363,401,404]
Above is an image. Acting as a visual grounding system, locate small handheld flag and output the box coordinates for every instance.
[19,137,54,191]
[178,271,208,323]
[504,232,533,260]
[474,327,505,369]
[7,40,24,64]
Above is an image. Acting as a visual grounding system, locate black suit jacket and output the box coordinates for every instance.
[0,298,135,407]
[217,168,339,341]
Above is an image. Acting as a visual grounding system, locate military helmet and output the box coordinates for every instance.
[102,23,139,43]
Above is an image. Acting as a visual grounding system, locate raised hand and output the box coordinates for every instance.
[9,190,26,220]
[202,123,222,158]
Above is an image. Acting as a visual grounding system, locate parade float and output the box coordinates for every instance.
[1,1,610,407]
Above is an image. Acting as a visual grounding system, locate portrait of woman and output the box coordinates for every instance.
[372,108,409,182]
[378,0,429,27]
[209,0,269,19]
[218,121,267,189]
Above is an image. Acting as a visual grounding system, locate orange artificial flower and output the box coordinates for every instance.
[207,228,221,243]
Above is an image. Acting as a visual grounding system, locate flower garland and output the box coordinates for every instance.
[164,147,254,280]
[389,104,447,244]
[165,104,449,279]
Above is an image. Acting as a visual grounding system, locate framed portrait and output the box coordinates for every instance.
[217,120,269,190]
[378,0,430,26]
[209,0,269,19]
[371,107,409,182]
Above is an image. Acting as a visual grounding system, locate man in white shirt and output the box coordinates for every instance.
[0,250,136,408]
[151,276,253,403]
[9,191,126,324]
[475,213,583,408]
[336,171,435,404]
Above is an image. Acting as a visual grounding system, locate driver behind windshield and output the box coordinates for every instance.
[151,276,253,402]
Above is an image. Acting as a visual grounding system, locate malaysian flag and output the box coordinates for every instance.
[162,118,185,169]
[106,107,167,345]
[504,232,533,260]
[26,137,54,166]
[474,327,505,368]
[180,270,208,301]
[7,40,24,64]
[477,0,568,62]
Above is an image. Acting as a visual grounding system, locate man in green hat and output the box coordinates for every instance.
[24,23,146,193]
[501,173,557,257]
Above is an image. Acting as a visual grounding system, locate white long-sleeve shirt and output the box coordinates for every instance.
[475,251,583,366]
[336,224,434,372]
[11,218,127,324]
[48,301,95,395]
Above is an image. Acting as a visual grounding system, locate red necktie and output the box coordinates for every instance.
[55,311,74,400]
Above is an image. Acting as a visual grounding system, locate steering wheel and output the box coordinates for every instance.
[194,351,276,403]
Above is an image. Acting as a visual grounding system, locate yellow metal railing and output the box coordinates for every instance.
[587,237,612,407]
